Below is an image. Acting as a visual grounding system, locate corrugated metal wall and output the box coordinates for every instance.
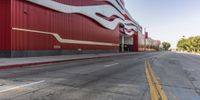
[0,0,11,50]
[10,0,119,51]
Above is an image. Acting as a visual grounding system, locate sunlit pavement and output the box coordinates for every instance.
[0,52,200,100]
[151,52,200,100]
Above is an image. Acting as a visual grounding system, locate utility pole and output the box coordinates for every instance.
[121,35,125,52]
[144,27,149,52]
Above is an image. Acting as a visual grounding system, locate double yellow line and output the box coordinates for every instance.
[144,59,168,100]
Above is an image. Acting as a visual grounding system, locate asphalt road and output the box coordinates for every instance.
[151,52,200,100]
[0,52,200,100]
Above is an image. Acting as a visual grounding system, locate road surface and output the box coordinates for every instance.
[0,52,200,100]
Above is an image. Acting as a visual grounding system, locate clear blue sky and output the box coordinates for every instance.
[126,0,200,48]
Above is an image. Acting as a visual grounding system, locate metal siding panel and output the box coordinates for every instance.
[11,0,120,51]
[0,0,11,50]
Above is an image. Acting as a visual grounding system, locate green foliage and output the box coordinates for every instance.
[162,42,171,51]
[177,36,200,53]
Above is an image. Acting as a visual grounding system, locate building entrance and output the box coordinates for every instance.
[119,35,133,52]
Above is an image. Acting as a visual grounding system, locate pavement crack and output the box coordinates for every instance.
[140,85,149,100]
[160,83,195,90]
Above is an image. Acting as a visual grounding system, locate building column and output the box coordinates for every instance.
[133,32,138,52]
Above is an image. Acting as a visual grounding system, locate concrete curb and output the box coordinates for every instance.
[176,52,200,56]
[0,53,136,70]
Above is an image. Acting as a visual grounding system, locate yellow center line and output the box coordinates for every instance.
[144,59,168,100]
[144,60,159,100]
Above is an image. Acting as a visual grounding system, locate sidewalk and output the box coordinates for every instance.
[0,52,139,70]
[175,51,200,56]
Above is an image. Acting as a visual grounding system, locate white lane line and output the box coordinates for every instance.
[104,63,119,67]
[0,80,45,93]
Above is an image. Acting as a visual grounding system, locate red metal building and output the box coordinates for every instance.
[0,0,160,57]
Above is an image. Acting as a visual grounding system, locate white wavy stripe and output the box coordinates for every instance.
[126,11,139,24]
[95,0,126,14]
[92,0,139,32]
[12,28,119,46]
[96,0,139,26]
[26,0,137,36]
[119,0,125,6]
[101,0,138,25]
[125,20,138,26]
[27,0,125,29]
[116,0,125,9]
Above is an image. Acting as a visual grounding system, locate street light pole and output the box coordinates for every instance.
[144,28,147,52]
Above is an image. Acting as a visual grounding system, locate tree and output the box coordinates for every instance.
[162,42,171,51]
[177,36,200,53]
[177,38,189,51]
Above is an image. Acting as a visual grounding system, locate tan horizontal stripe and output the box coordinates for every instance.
[12,28,119,46]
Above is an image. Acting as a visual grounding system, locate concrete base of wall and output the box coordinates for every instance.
[0,51,12,57]
[0,50,119,58]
